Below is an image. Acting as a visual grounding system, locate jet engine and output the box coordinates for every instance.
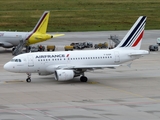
[54,70,74,81]
[0,42,13,48]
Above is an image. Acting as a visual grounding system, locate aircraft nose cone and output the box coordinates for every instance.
[3,63,11,72]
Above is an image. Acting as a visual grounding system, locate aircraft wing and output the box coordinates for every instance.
[46,64,120,72]
[73,65,120,69]
[53,34,65,38]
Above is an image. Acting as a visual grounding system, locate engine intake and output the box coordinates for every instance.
[54,70,74,81]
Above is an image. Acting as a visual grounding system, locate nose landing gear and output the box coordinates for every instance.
[26,73,31,83]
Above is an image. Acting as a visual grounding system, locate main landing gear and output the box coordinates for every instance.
[80,76,88,82]
[26,73,31,83]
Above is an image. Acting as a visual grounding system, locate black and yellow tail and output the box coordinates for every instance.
[31,11,50,34]
[26,11,64,45]
[26,11,53,45]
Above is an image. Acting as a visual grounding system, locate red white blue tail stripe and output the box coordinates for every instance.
[116,16,147,50]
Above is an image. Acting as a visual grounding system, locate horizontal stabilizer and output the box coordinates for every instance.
[128,50,149,56]
[53,34,65,38]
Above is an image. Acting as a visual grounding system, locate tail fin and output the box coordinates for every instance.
[115,16,147,50]
[31,11,50,34]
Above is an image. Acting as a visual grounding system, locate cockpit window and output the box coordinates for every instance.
[10,59,22,62]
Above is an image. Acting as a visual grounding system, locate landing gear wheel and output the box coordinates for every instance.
[80,76,88,82]
[26,73,31,83]
[26,78,31,83]
[12,47,15,52]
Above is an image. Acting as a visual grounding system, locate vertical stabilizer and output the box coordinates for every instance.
[31,11,50,34]
[115,16,147,50]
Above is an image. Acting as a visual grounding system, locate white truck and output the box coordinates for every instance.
[157,38,160,46]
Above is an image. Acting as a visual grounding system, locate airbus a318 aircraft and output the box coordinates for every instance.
[0,11,64,55]
[4,16,148,83]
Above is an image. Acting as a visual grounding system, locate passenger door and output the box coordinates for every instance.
[114,51,120,63]
[27,55,34,67]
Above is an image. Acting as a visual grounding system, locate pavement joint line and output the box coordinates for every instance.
[0,101,158,112]
[15,110,35,120]
[98,83,160,103]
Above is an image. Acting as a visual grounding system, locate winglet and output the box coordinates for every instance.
[115,16,147,50]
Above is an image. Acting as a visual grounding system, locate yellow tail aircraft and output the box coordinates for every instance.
[0,11,64,55]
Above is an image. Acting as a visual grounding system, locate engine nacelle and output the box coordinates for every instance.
[1,42,13,48]
[54,70,74,81]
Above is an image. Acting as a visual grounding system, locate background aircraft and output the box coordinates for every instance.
[0,11,64,55]
[4,16,148,83]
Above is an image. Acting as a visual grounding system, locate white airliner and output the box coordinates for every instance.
[4,16,148,83]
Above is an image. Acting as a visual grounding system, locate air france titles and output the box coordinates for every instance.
[36,54,65,58]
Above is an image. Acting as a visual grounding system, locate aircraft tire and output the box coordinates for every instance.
[26,78,31,83]
[80,76,88,82]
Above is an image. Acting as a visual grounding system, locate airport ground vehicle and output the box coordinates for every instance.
[38,45,45,51]
[30,46,39,52]
[94,42,108,49]
[149,45,158,51]
[47,45,55,51]
[30,45,45,52]
[83,42,93,48]
[70,42,93,50]
[70,43,85,49]
[157,38,160,46]
[64,45,73,51]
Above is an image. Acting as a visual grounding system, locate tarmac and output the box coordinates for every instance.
[0,30,160,120]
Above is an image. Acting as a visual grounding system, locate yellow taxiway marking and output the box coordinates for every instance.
[88,81,99,84]
[5,80,25,83]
